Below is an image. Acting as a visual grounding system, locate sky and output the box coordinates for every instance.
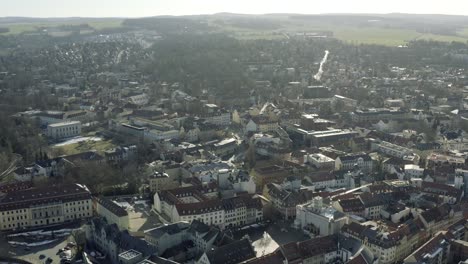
[2,0,468,18]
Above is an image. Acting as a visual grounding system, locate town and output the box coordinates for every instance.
[1,10,468,264]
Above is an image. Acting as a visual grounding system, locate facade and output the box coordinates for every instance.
[0,184,92,231]
[86,218,155,264]
[246,118,279,133]
[94,197,129,231]
[200,111,232,126]
[372,140,416,160]
[304,153,335,169]
[144,221,191,254]
[104,145,137,164]
[280,236,339,264]
[196,238,255,264]
[351,108,408,123]
[295,197,348,236]
[335,153,374,173]
[148,172,179,193]
[403,232,451,264]
[46,121,81,141]
[405,164,425,179]
[154,187,263,229]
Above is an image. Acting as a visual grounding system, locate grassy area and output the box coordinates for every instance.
[54,139,115,156]
[0,19,123,35]
[456,27,468,38]
[1,24,39,35]
[88,19,123,30]
[215,19,468,45]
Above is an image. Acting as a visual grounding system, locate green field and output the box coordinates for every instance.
[0,19,123,35]
[212,18,468,45]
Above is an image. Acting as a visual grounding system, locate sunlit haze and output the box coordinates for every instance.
[2,0,468,17]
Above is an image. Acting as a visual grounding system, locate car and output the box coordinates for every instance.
[46,257,53,263]
[39,254,46,259]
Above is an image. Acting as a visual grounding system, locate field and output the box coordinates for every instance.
[217,22,468,45]
[0,19,123,35]
[53,139,115,156]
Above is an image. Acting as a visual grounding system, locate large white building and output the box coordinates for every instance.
[46,121,82,141]
[335,153,374,173]
[295,197,348,236]
[0,184,92,231]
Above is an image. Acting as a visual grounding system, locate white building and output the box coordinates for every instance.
[404,164,425,179]
[46,121,81,141]
[335,153,374,173]
[0,184,92,231]
[371,140,415,160]
[95,197,129,231]
[304,153,335,169]
[295,197,348,236]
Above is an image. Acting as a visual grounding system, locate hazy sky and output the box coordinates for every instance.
[2,0,468,17]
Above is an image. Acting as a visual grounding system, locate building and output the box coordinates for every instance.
[196,238,256,264]
[154,186,263,229]
[128,93,149,106]
[335,153,374,173]
[333,198,365,217]
[246,117,279,133]
[342,221,426,264]
[86,218,155,264]
[371,140,416,160]
[118,249,144,264]
[0,184,92,231]
[403,231,451,264]
[212,138,238,157]
[265,182,314,219]
[104,145,138,164]
[144,221,191,254]
[148,172,179,193]
[351,108,408,123]
[46,121,81,141]
[304,153,335,169]
[280,236,338,264]
[200,111,232,126]
[332,95,358,112]
[295,197,348,236]
[145,219,235,261]
[94,197,129,231]
[405,164,425,179]
[358,192,391,219]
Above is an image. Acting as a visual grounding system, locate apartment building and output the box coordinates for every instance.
[0,184,92,231]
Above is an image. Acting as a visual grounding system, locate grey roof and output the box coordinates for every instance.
[145,222,190,238]
[205,238,256,264]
